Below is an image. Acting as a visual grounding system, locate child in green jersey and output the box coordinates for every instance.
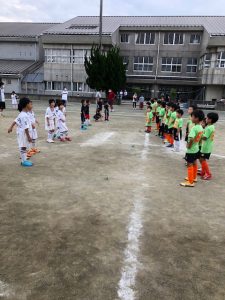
[180,110,205,187]
[159,102,166,138]
[166,103,178,148]
[156,100,161,132]
[185,105,197,142]
[173,109,184,152]
[199,112,219,180]
[164,103,172,143]
[145,106,153,133]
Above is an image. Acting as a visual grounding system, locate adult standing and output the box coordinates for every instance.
[139,95,145,110]
[61,87,68,107]
[132,93,138,109]
[108,89,116,112]
[95,90,102,104]
[0,82,5,117]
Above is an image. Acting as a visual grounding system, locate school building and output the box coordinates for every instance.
[1,16,225,101]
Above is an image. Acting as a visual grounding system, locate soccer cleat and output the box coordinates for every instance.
[65,137,72,141]
[185,177,197,183]
[47,139,54,143]
[60,138,66,142]
[180,181,195,187]
[81,126,87,131]
[202,174,212,180]
[33,148,41,153]
[166,144,174,148]
[21,160,33,167]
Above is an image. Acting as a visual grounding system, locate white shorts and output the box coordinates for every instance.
[12,99,17,105]
[45,120,55,131]
[17,131,28,148]
[29,128,38,140]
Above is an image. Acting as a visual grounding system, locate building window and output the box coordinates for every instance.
[161,57,182,72]
[217,52,225,68]
[122,56,129,71]
[45,49,71,63]
[135,32,155,44]
[120,33,129,43]
[52,82,62,90]
[164,33,184,45]
[199,54,211,69]
[190,34,201,44]
[186,58,198,73]
[6,79,11,85]
[73,82,84,92]
[73,49,91,64]
[133,56,153,72]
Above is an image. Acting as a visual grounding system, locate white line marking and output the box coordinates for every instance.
[80,132,115,147]
[0,280,14,298]
[118,135,149,300]
[212,153,225,159]
[141,133,150,160]
[117,191,144,300]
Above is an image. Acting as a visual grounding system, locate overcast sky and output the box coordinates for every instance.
[1,0,225,22]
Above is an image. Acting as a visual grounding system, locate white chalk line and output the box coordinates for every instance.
[118,134,150,300]
[0,280,14,298]
[80,132,115,147]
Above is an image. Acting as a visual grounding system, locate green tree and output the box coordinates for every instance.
[170,88,177,100]
[84,45,126,94]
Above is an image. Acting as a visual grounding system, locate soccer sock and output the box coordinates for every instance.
[201,160,211,176]
[48,132,52,140]
[20,148,27,162]
[187,165,194,184]
[193,164,198,180]
[32,140,36,149]
[171,135,174,145]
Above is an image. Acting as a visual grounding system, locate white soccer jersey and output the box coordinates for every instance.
[62,90,68,101]
[45,107,56,131]
[11,94,17,105]
[57,110,68,133]
[15,111,30,148]
[27,111,38,140]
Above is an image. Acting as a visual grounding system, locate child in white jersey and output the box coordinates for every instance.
[8,97,33,167]
[27,101,40,157]
[45,99,56,143]
[11,91,18,109]
[57,102,72,142]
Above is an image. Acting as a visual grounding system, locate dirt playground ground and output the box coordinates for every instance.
[0,101,225,300]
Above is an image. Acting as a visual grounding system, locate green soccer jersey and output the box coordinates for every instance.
[159,107,165,120]
[168,111,177,129]
[165,110,171,125]
[187,119,194,134]
[146,111,153,126]
[174,117,183,129]
[187,124,204,154]
[201,125,215,154]
[156,106,161,115]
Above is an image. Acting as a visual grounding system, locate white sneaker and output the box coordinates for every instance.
[47,139,54,143]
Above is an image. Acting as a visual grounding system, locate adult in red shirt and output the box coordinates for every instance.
[108,89,116,112]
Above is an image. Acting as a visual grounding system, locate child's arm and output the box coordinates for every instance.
[8,121,16,133]
[46,117,50,127]
[187,138,194,149]
[35,119,39,126]
[25,128,32,143]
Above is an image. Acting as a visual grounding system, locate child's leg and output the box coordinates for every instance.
[20,147,27,162]
[201,158,211,176]
[187,163,194,184]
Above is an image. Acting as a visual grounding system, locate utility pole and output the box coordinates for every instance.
[99,0,103,51]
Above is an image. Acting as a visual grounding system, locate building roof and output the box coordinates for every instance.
[43,16,225,36]
[0,22,58,37]
[0,60,40,75]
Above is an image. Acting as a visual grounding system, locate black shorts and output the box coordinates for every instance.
[164,125,168,133]
[156,116,160,124]
[185,152,200,163]
[168,127,173,135]
[0,102,5,110]
[200,152,211,160]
